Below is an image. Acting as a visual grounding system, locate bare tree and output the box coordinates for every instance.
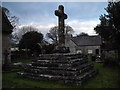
[2,7,19,29]
[46,25,74,44]
[76,32,89,37]
[12,25,39,42]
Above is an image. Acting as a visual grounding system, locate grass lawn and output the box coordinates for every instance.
[2,62,120,88]
[12,59,32,64]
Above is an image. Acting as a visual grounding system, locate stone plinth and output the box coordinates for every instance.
[18,53,98,85]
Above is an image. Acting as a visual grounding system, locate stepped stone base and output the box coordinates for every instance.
[18,53,98,85]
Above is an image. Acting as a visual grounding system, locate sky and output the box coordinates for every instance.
[2,2,108,39]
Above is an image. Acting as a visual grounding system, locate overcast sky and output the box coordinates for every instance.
[2,2,108,37]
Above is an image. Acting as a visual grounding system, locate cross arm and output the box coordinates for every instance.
[55,10,62,17]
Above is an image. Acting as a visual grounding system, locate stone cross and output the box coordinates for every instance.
[55,5,67,46]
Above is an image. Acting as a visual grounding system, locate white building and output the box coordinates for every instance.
[65,35,102,55]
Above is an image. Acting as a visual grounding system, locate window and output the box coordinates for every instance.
[77,50,82,54]
[96,49,99,54]
[88,50,93,54]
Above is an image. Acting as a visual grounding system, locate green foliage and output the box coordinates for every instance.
[94,1,120,50]
[77,32,89,37]
[19,31,43,51]
[42,44,55,54]
[103,57,119,67]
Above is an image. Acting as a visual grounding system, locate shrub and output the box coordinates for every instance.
[103,57,118,67]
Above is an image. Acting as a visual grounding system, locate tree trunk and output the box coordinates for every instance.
[117,47,120,67]
[25,48,28,59]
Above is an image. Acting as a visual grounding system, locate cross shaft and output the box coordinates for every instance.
[55,5,67,46]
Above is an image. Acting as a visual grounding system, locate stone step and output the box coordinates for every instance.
[31,60,88,68]
[24,63,94,76]
[24,65,94,76]
[32,59,87,64]
[18,53,98,85]
[35,58,85,63]
[37,54,84,61]
[18,69,98,85]
[25,62,93,71]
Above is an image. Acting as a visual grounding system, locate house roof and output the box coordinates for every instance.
[71,35,102,46]
[2,8,13,34]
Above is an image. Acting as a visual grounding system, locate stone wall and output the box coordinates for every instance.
[65,34,101,54]
[65,38,101,54]
[65,36,76,53]
[75,46,101,55]
[2,34,11,65]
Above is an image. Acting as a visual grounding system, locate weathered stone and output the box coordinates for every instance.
[18,53,98,85]
[55,5,67,46]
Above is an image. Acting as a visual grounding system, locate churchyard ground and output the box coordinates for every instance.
[2,59,120,88]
